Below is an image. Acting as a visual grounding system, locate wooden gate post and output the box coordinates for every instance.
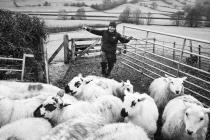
[71,38,76,63]
[63,34,70,64]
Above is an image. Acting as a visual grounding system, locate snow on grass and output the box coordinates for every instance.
[156,6,178,13]
[45,19,109,27]
[106,3,165,14]
[4,5,94,12]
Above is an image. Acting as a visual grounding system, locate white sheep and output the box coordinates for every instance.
[148,74,187,111]
[0,117,52,140]
[0,80,61,99]
[41,113,107,140]
[65,73,133,101]
[34,94,123,125]
[0,91,77,127]
[161,95,209,140]
[86,123,151,140]
[121,90,159,139]
[0,94,47,127]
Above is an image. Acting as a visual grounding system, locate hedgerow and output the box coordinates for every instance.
[0,9,48,81]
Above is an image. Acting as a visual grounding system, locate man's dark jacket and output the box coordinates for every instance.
[86,28,130,54]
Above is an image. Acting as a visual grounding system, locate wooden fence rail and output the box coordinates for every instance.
[48,35,102,64]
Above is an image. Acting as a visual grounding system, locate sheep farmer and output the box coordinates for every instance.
[82,21,133,77]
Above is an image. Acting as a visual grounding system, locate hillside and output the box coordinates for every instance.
[0,0,196,12]
[0,0,199,26]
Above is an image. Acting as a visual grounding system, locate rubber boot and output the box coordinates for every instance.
[101,62,107,77]
[106,62,114,77]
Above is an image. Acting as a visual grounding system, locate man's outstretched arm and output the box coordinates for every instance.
[83,25,104,36]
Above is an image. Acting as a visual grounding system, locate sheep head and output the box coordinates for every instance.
[184,103,209,137]
[165,74,187,95]
[122,80,133,93]
[121,91,145,118]
[65,73,84,96]
[33,95,69,119]
[117,80,134,101]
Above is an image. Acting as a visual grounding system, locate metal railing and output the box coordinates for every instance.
[0,54,34,81]
[121,25,210,106]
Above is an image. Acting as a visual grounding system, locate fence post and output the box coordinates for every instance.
[122,26,125,36]
[198,45,201,69]
[43,45,49,83]
[177,38,186,76]
[162,41,165,56]
[190,40,193,57]
[71,38,76,63]
[37,39,45,82]
[145,31,149,50]
[63,34,70,64]
[153,38,156,53]
[21,54,26,81]
[173,42,176,60]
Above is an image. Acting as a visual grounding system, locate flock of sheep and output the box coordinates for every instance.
[0,73,209,140]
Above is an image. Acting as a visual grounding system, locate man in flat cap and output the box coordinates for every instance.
[83,21,133,77]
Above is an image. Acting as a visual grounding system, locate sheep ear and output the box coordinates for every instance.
[165,74,169,78]
[182,77,187,81]
[137,97,146,102]
[57,90,65,97]
[60,103,71,109]
[126,80,130,84]
[121,81,125,86]
[78,73,82,77]
[202,108,210,114]
[163,77,171,83]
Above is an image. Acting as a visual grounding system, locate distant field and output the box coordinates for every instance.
[45,20,109,27]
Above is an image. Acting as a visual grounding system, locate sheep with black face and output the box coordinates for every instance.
[34,94,123,125]
[120,91,159,139]
[65,73,133,101]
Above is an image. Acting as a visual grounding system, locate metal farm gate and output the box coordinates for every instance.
[120,25,210,106]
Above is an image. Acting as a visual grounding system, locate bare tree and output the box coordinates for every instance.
[58,10,68,20]
[119,7,131,23]
[151,2,158,10]
[171,11,185,26]
[13,0,20,7]
[184,6,202,27]
[103,0,112,5]
[75,8,86,20]
[146,12,152,25]
[132,8,144,24]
